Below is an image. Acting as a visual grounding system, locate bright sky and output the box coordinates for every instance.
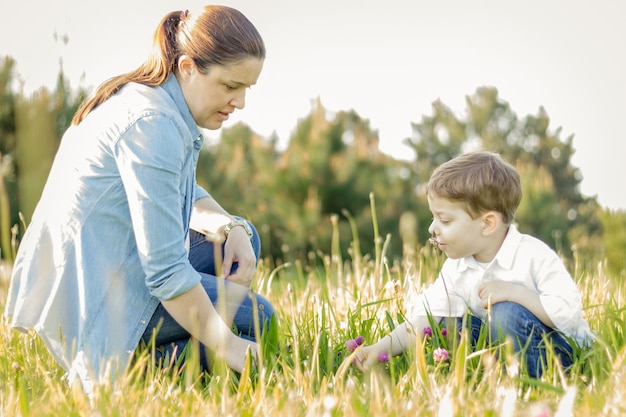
[2,0,625,210]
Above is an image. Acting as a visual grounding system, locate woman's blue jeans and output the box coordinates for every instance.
[457,302,574,378]
[139,221,276,370]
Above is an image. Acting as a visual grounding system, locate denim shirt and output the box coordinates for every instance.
[4,75,210,384]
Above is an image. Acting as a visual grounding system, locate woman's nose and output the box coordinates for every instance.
[230,91,246,109]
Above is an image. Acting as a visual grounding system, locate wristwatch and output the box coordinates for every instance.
[223,219,253,239]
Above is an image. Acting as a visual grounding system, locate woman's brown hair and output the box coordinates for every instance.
[71,5,265,125]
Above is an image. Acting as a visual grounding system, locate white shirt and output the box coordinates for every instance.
[413,225,593,345]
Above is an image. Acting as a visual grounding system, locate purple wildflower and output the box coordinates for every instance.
[345,339,359,352]
[423,327,432,337]
[378,352,390,363]
[345,335,365,352]
[441,328,447,336]
[433,347,449,362]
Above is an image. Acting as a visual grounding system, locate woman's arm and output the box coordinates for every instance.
[161,283,258,372]
[190,197,257,287]
[189,196,233,235]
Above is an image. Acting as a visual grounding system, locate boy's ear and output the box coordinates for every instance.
[481,211,501,236]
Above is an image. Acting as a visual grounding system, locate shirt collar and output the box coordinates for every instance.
[161,74,202,140]
[457,224,522,271]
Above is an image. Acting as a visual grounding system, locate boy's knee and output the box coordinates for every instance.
[489,301,526,337]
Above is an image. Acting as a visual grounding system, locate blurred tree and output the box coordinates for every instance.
[0,57,18,260]
[196,122,286,261]
[600,209,626,278]
[14,90,58,225]
[4,55,612,269]
[0,57,17,156]
[198,98,421,265]
[405,86,602,259]
[0,55,88,259]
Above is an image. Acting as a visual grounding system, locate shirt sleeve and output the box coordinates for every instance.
[195,184,211,201]
[115,115,200,300]
[533,246,585,336]
[412,260,468,318]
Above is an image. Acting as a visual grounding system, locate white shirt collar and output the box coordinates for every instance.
[458,224,522,272]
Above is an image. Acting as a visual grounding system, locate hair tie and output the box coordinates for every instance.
[180,9,189,20]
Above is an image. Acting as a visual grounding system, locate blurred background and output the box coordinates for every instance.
[0,0,624,275]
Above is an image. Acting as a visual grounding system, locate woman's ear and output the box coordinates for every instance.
[177,55,195,79]
[481,211,501,236]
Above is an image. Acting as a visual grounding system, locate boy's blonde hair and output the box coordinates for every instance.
[426,151,522,224]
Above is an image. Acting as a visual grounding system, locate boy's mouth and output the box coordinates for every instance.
[429,237,446,251]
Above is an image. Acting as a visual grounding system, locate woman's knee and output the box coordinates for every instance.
[240,292,276,327]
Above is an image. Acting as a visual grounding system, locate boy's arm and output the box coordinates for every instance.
[478,281,555,328]
[354,315,438,371]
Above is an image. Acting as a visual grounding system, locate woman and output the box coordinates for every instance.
[4,5,275,389]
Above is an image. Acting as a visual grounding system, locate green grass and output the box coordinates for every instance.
[1,224,625,416]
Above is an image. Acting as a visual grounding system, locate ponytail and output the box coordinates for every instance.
[71,11,184,125]
[71,6,265,126]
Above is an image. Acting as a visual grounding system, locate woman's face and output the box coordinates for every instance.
[177,57,264,130]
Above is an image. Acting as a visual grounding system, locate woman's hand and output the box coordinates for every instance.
[224,334,260,373]
[221,226,257,287]
[190,197,258,287]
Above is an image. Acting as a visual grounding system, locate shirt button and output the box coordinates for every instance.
[140,320,146,324]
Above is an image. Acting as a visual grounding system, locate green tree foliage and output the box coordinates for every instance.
[196,122,287,262]
[0,57,18,260]
[0,56,87,259]
[198,99,421,264]
[405,86,603,259]
[3,55,623,270]
[14,90,58,224]
[600,210,626,278]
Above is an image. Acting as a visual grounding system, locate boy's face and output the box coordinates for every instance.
[427,193,489,261]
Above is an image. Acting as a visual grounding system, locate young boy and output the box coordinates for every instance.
[354,151,592,378]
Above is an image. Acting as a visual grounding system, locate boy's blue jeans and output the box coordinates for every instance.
[457,302,574,378]
[139,222,276,370]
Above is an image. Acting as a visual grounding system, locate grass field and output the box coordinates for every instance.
[1,222,625,416]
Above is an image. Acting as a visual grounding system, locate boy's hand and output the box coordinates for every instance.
[353,344,385,371]
[478,280,516,308]
[345,336,391,372]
